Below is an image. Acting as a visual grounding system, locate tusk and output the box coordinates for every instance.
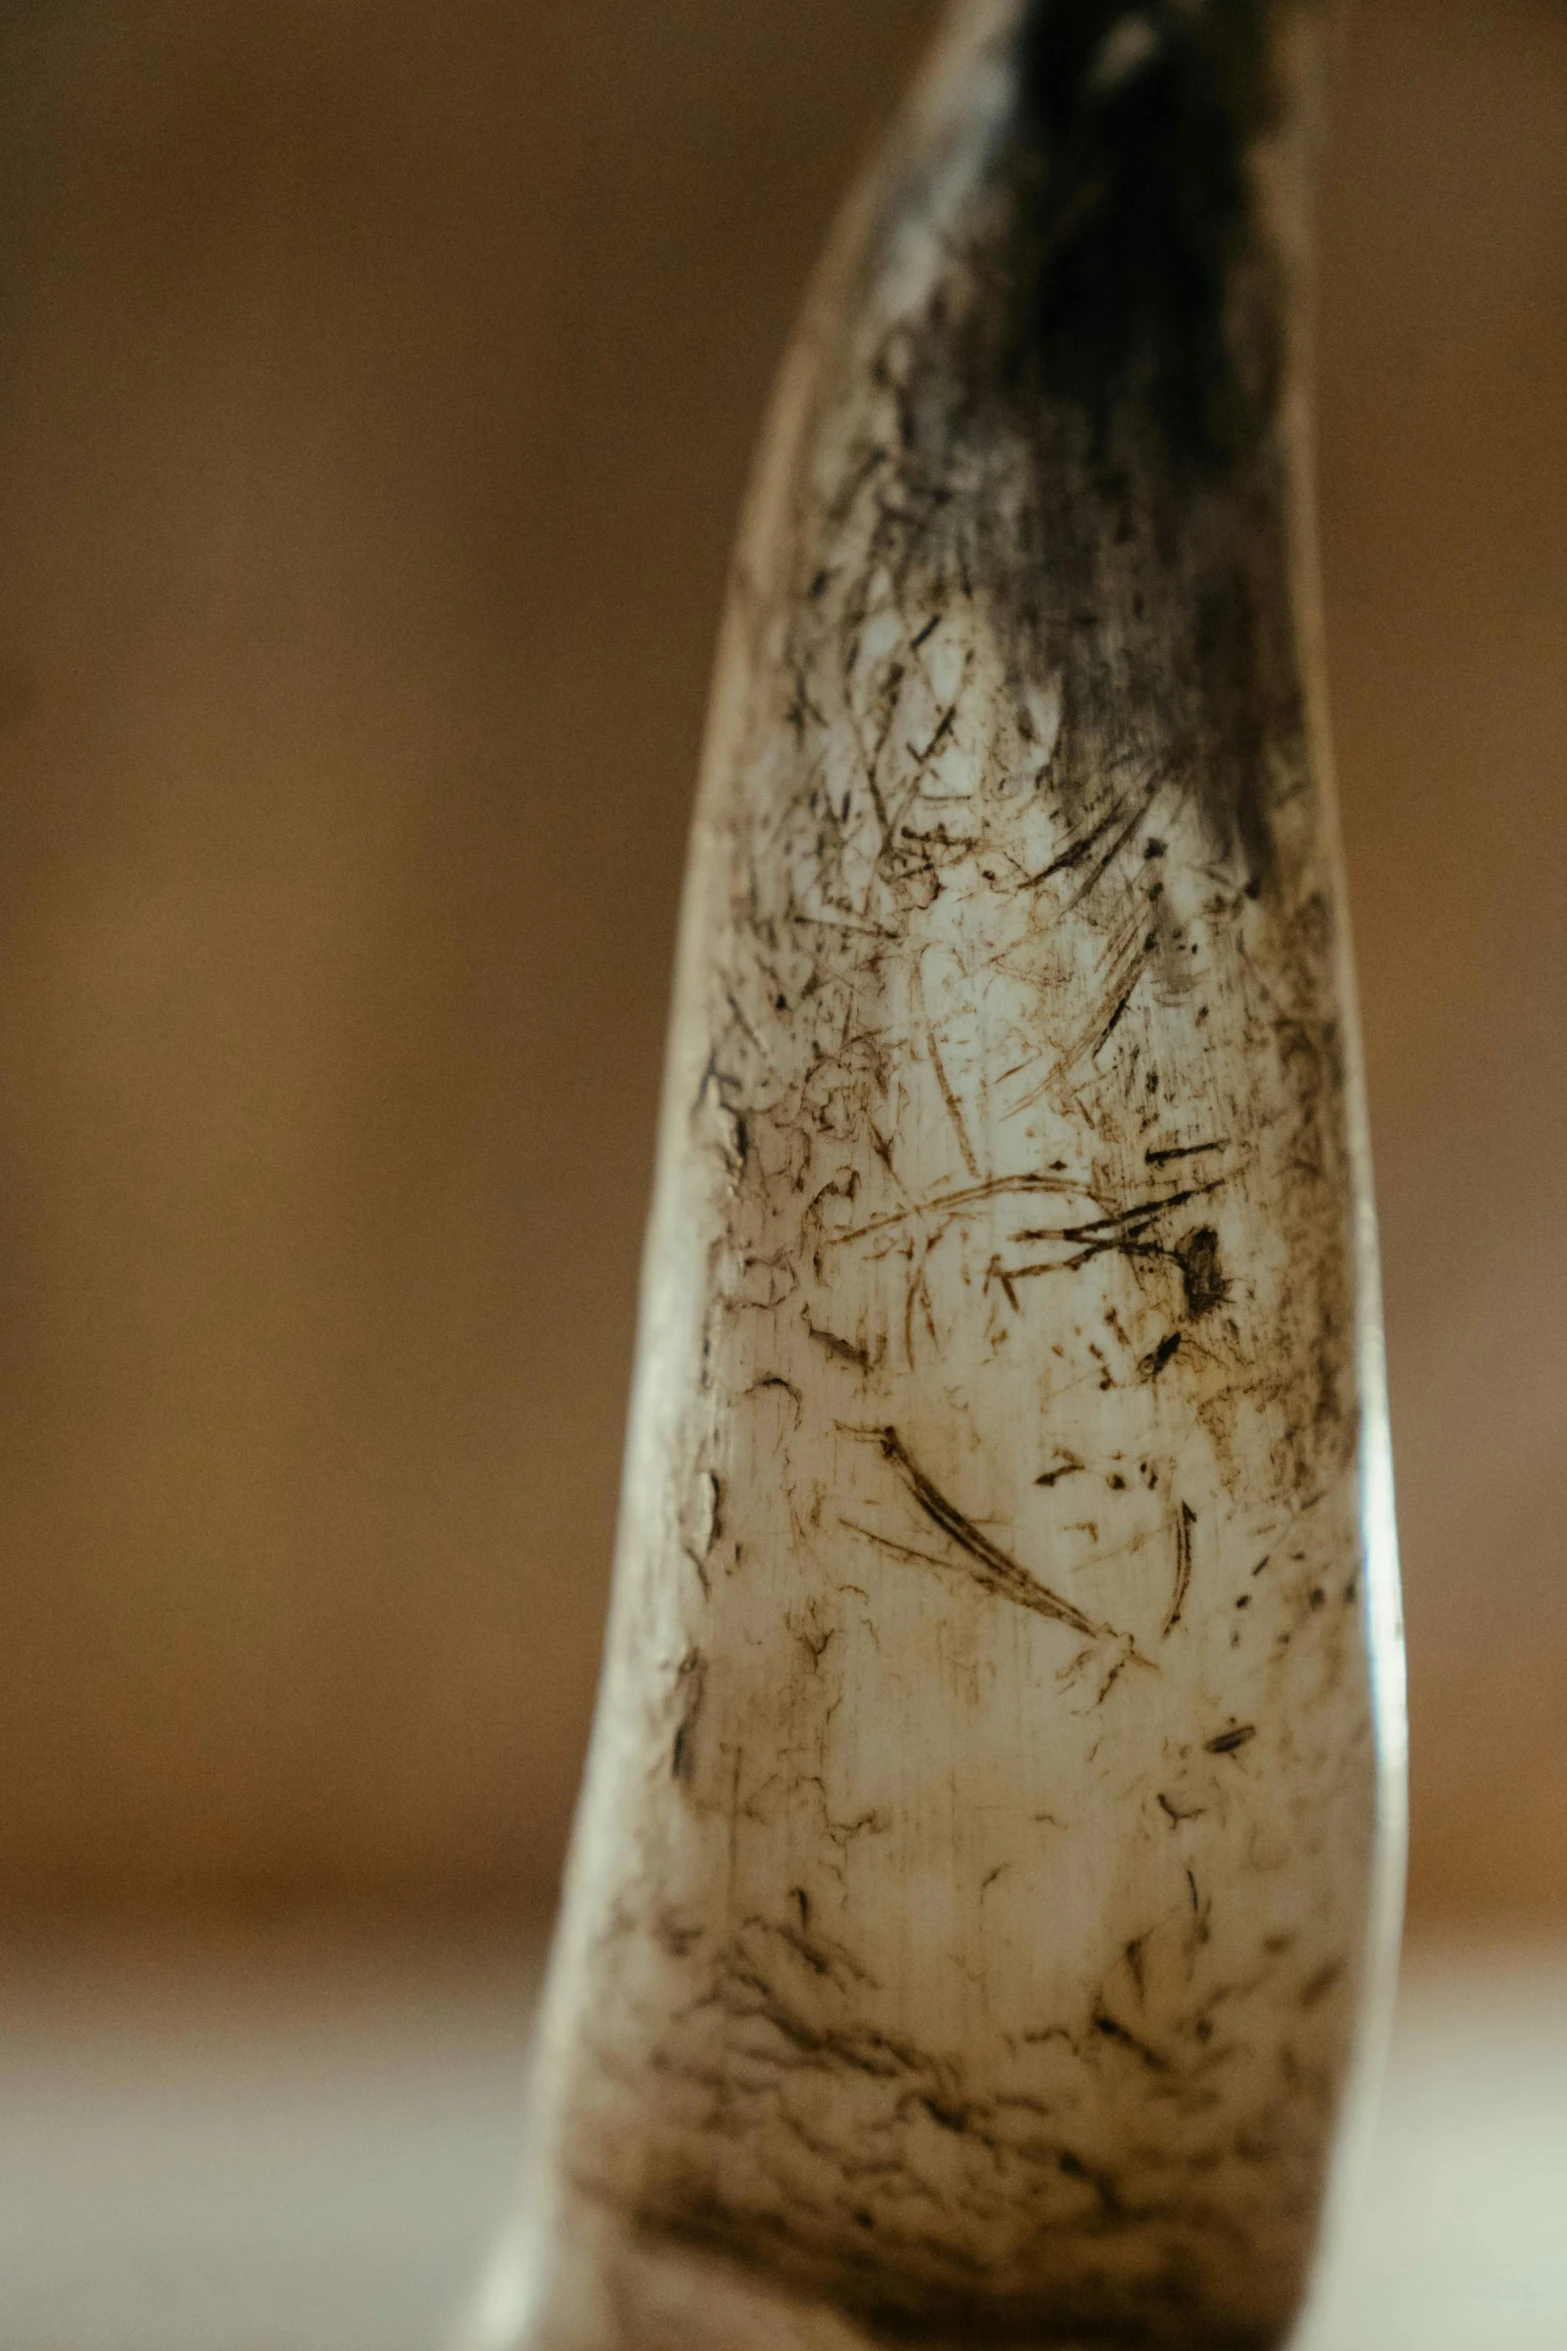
[464,1,1405,2344]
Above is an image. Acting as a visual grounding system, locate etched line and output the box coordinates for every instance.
[1145,1138,1229,1166]
[925,1023,982,1179]
[832,1170,1087,1248]
[855,1426,1128,1645]
[1163,1501,1197,1637]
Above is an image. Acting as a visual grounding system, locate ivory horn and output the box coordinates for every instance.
[463,2,1406,2343]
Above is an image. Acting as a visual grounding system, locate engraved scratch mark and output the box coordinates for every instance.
[670,1648,707,1783]
[1006,1180,1232,1293]
[1009,914,1154,1112]
[1061,783,1164,914]
[902,1233,941,1370]
[1145,1137,1229,1166]
[832,1170,1086,1249]
[852,1426,1135,1647]
[925,1021,981,1180]
[1163,1501,1197,1637]
[1026,799,1122,885]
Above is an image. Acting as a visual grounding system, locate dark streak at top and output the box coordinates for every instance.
[882,0,1308,887]
[1010,0,1280,471]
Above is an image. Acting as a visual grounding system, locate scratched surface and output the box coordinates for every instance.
[0,1928,1559,2351]
[522,4,1395,2346]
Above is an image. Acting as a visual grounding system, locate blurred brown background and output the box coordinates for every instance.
[0,0,1558,1929]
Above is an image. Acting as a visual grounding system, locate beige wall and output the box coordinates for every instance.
[0,0,1559,1922]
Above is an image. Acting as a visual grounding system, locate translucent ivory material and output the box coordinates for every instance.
[464,4,1406,2344]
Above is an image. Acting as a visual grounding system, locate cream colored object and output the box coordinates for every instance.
[475,3,1405,2344]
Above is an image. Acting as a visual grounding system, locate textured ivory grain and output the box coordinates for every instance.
[494,3,1404,2344]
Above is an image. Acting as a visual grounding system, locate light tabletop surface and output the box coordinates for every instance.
[0,1922,1561,2351]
